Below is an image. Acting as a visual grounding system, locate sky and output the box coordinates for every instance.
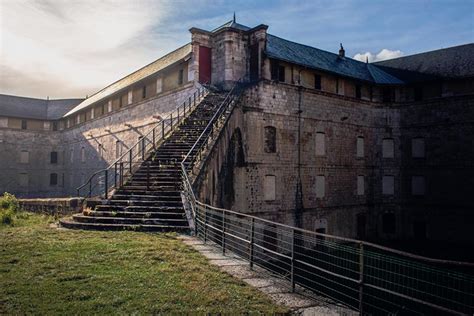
[0,0,473,99]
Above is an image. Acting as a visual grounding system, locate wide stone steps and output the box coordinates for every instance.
[60,89,227,232]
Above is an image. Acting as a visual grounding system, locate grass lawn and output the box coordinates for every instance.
[0,213,288,314]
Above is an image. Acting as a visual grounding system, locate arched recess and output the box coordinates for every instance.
[219,128,245,209]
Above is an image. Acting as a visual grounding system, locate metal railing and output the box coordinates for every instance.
[77,85,208,198]
[192,202,474,315]
[179,81,474,315]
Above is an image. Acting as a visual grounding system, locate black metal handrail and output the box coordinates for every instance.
[76,85,208,198]
[178,80,474,315]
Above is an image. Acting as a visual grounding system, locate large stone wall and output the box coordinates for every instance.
[197,80,474,245]
[0,84,198,197]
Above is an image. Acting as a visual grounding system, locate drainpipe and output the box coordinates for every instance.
[295,70,304,228]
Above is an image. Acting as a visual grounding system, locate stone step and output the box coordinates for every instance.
[60,217,190,232]
[107,199,182,206]
[87,210,186,219]
[111,194,182,201]
[73,214,188,226]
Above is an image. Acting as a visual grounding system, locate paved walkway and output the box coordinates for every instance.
[178,235,357,315]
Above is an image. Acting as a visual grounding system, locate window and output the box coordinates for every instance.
[315,132,325,156]
[50,173,58,186]
[20,151,29,164]
[52,121,58,131]
[412,137,425,158]
[356,136,364,158]
[178,69,184,85]
[357,175,365,195]
[156,79,162,94]
[355,84,362,99]
[128,90,133,104]
[414,86,423,101]
[382,213,396,234]
[50,151,58,164]
[278,65,285,82]
[270,60,278,81]
[382,175,395,195]
[314,74,322,90]
[76,115,80,124]
[81,147,85,163]
[142,86,146,99]
[411,176,425,196]
[108,101,113,112]
[356,214,366,239]
[336,79,344,95]
[19,173,28,187]
[264,126,276,153]
[316,175,325,198]
[21,120,27,130]
[382,88,392,102]
[119,96,123,108]
[382,138,394,158]
[264,175,276,201]
[115,141,122,159]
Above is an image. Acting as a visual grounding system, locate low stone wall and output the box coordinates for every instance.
[18,198,84,216]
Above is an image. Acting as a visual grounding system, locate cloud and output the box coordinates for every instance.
[0,0,174,98]
[353,49,404,63]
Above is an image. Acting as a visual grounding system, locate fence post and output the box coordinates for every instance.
[162,120,165,139]
[104,169,108,199]
[170,114,173,129]
[177,107,180,122]
[129,149,133,173]
[194,92,196,107]
[152,128,156,149]
[222,210,226,255]
[291,228,295,292]
[189,96,191,109]
[249,217,255,269]
[141,138,145,160]
[358,242,365,314]
[204,205,208,243]
[184,102,186,116]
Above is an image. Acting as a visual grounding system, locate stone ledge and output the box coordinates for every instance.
[18,197,84,216]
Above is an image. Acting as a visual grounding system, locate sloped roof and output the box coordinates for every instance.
[0,94,83,120]
[212,20,251,33]
[375,43,474,79]
[64,43,192,117]
[265,34,404,85]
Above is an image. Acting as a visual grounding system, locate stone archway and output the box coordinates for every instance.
[218,128,245,209]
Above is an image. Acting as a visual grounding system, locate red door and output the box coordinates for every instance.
[199,46,211,84]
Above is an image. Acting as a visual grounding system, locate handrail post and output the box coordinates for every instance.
[222,210,226,255]
[291,228,295,292]
[104,169,108,199]
[89,180,92,198]
[359,242,365,314]
[193,92,196,107]
[146,161,150,190]
[249,217,255,269]
[189,96,191,109]
[120,162,124,187]
[129,149,132,173]
[141,138,145,160]
[162,120,165,139]
[170,114,173,129]
[183,101,186,116]
[177,107,180,122]
[114,162,117,188]
[152,128,156,149]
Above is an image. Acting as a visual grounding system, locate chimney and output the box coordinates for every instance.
[339,43,345,58]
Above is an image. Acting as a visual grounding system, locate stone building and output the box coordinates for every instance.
[1,18,473,249]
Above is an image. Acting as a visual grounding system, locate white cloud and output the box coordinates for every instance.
[0,0,174,98]
[353,49,404,63]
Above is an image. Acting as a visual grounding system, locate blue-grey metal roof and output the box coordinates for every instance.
[212,20,251,33]
[265,34,404,85]
[0,94,83,120]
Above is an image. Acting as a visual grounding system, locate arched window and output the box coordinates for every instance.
[264,126,276,153]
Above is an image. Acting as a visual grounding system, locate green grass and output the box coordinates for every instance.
[0,213,288,314]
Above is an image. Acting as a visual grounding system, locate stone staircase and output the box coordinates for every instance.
[60,90,227,232]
